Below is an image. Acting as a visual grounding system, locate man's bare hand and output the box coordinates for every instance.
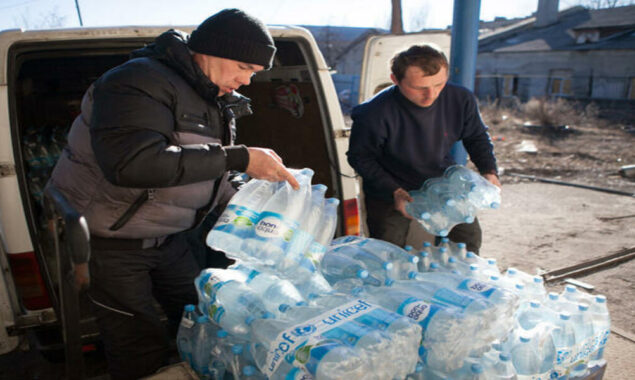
[245,147,300,189]
[483,173,501,189]
[393,188,414,219]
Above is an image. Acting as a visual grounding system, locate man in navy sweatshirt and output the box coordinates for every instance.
[347,45,500,253]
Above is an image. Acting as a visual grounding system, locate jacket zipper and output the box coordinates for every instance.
[108,189,154,231]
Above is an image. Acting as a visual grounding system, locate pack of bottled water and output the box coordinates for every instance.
[182,264,422,379]
[317,237,610,379]
[193,169,609,379]
[405,165,501,236]
[206,168,340,300]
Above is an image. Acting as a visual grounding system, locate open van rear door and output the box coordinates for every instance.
[358,31,452,104]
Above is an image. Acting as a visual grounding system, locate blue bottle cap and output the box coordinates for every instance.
[471,363,483,374]
[520,335,531,343]
[488,258,497,265]
[217,330,228,338]
[457,242,466,248]
[408,271,418,279]
[507,267,517,275]
[245,316,255,325]
[296,301,308,307]
[383,262,394,271]
[357,269,369,279]
[419,251,428,258]
[429,262,440,270]
[441,237,450,243]
[466,251,476,258]
[578,304,589,312]
[384,278,395,286]
[263,311,275,319]
[404,245,413,251]
[596,295,606,303]
[548,292,559,300]
[279,304,290,312]
[560,312,571,320]
[439,229,449,236]
[184,304,195,312]
[439,247,447,253]
[490,275,499,281]
[530,301,541,308]
[533,276,544,284]
[231,344,243,355]
[243,366,257,376]
[423,242,432,248]
[409,255,419,264]
[565,284,577,293]
[448,257,457,263]
[515,283,525,290]
[469,264,480,271]
[499,353,511,361]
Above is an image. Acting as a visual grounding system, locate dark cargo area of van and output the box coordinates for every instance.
[5,34,345,376]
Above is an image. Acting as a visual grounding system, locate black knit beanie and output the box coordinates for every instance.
[188,8,276,70]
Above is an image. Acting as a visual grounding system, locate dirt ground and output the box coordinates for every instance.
[476,100,634,379]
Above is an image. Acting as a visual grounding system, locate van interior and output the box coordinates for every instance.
[7,35,343,359]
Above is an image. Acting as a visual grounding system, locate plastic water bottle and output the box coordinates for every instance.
[191,315,217,377]
[176,304,197,367]
[330,244,394,274]
[485,353,517,380]
[510,332,555,380]
[570,304,594,377]
[305,198,340,264]
[516,301,551,330]
[206,179,276,255]
[208,330,228,380]
[588,295,610,367]
[205,279,274,339]
[233,265,305,314]
[551,312,577,378]
[242,168,314,265]
[320,252,370,284]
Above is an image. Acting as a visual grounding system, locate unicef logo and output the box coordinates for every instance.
[292,324,316,337]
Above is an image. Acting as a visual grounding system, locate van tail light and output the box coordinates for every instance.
[7,251,51,310]
[342,198,360,236]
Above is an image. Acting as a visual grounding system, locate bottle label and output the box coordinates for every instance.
[212,204,259,236]
[432,288,474,310]
[458,279,496,298]
[285,367,314,380]
[263,298,378,378]
[253,211,298,251]
[396,297,441,330]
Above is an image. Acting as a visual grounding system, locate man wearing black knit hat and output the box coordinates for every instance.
[47,8,296,379]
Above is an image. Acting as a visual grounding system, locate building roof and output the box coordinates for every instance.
[479,5,635,53]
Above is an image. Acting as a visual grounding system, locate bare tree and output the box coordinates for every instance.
[562,0,634,8]
[391,0,404,34]
[15,7,67,30]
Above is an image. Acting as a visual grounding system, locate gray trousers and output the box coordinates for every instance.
[365,195,483,254]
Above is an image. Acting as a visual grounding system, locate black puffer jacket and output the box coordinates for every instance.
[49,30,251,239]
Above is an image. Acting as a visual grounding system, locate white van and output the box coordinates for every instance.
[0,25,361,358]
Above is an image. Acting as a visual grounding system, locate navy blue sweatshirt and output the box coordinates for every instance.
[347,83,497,201]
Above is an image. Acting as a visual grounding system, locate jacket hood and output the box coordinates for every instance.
[131,29,252,117]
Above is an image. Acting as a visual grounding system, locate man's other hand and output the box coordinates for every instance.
[245,147,300,189]
[483,173,502,189]
[393,188,414,219]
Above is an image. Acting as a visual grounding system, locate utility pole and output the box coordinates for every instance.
[75,0,83,26]
[390,0,404,34]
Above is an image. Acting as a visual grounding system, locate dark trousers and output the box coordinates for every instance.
[365,195,483,254]
[88,233,201,380]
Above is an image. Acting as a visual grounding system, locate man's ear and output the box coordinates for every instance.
[390,73,399,86]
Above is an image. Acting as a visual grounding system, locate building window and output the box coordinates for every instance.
[549,69,572,97]
[502,75,518,97]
